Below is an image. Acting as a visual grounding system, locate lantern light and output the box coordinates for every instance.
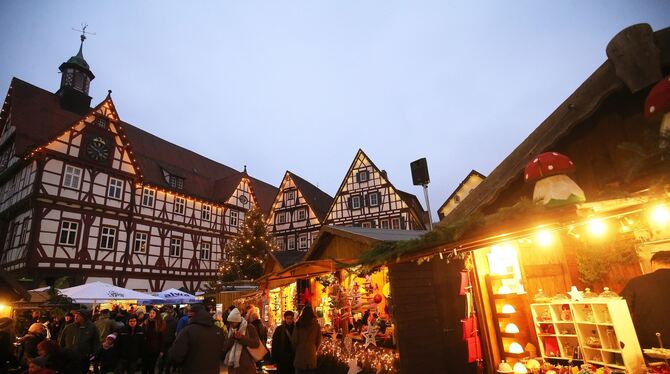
[587,219,607,237]
[505,323,520,334]
[508,342,524,354]
[501,304,516,314]
[649,204,670,227]
[535,229,554,247]
[513,362,528,373]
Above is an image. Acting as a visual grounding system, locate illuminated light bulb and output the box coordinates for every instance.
[498,285,512,295]
[501,304,516,314]
[535,229,554,247]
[508,342,524,354]
[587,219,607,237]
[649,205,670,227]
[505,323,520,334]
[513,362,528,373]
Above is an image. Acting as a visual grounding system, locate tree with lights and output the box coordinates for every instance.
[216,206,272,284]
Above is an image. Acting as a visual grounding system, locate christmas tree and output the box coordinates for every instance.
[216,206,272,283]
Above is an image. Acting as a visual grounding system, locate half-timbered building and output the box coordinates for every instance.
[436,169,485,220]
[0,40,277,292]
[323,149,428,230]
[266,171,333,252]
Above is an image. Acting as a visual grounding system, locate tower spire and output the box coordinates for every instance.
[56,24,96,113]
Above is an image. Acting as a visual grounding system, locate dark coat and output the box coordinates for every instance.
[291,320,321,369]
[143,319,164,354]
[163,314,178,351]
[115,325,145,360]
[271,323,295,373]
[621,268,670,349]
[169,309,225,374]
[251,319,267,345]
[95,344,119,373]
[57,321,100,358]
[222,322,260,374]
[19,332,44,363]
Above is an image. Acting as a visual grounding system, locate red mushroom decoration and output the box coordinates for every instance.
[524,152,585,207]
[644,75,670,154]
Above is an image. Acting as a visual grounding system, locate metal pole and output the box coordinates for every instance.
[422,184,434,231]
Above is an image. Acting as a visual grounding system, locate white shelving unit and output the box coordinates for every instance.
[531,300,645,374]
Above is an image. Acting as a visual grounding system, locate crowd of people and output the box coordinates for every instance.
[0,302,322,374]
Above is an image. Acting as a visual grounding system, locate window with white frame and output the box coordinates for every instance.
[99,227,116,250]
[58,220,79,246]
[134,232,148,253]
[108,178,123,199]
[298,235,308,249]
[63,165,82,189]
[369,192,380,207]
[351,195,361,210]
[275,238,285,250]
[170,237,182,257]
[142,188,155,207]
[287,236,296,250]
[278,212,287,224]
[202,204,211,221]
[380,219,390,229]
[357,170,369,182]
[200,242,211,260]
[229,210,238,226]
[12,222,22,247]
[174,197,185,214]
[297,208,307,221]
[391,218,401,230]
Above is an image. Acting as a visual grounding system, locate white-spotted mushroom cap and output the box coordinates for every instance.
[524,152,576,183]
[645,75,670,120]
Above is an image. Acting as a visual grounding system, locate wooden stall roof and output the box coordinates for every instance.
[304,225,427,261]
[441,24,670,226]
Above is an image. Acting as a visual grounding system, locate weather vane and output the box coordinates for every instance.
[72,23,96,44]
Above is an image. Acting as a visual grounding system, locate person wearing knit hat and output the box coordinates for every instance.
[222,308,261,374]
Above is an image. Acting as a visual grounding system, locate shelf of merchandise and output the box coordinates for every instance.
[530,300,645,374]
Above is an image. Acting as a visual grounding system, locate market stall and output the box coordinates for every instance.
[58,281,164,308]
[355,23,670,374]
[260,225,425,373]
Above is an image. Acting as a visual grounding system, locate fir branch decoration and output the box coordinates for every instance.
[359,199,549,266]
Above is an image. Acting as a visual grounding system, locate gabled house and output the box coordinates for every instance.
[266,171,333,251]
[323,149,427,230]
[437,170,486,220]
[0,37,277,292]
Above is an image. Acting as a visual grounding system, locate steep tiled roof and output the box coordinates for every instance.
[3,78,277,209]
[288,171,333,222]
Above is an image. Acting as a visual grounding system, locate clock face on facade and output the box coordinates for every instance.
[87,136,111,161]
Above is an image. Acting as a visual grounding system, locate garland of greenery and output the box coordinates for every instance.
[358,199,549,266]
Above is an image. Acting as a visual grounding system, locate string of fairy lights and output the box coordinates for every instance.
[318,336,399,373]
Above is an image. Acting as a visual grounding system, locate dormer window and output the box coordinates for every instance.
[163,169,185,190]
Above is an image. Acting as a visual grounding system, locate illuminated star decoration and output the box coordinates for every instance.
[347,358,362,374]
[567,286,583,302]
[363,322,378,348]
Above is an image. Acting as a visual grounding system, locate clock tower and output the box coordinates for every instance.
[56,30,95,114]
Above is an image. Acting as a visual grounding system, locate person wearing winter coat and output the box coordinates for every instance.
[291,305,321,374]
[114,316,144,374]
[94,334,119,374]
[19,323,46,367]
[159,308,178,374]
[0,317,16,374]
[58,310,100,374]
[222,308,260,374]
[94,310,121,344]
[271,311,295,374]
[141,309,165,374]
[168,304,225,374]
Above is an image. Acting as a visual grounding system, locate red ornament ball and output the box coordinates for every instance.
[373,294,383,304]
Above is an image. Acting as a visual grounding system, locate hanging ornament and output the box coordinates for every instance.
[459,271,471,296]
[644,75,670,155]
[524,152,585,207]
[373,294,383,304]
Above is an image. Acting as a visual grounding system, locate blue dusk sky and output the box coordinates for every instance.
[1,1,669,219]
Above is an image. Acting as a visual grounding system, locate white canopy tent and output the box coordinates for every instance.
[139,288,200,305]
[58,282,164,304]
